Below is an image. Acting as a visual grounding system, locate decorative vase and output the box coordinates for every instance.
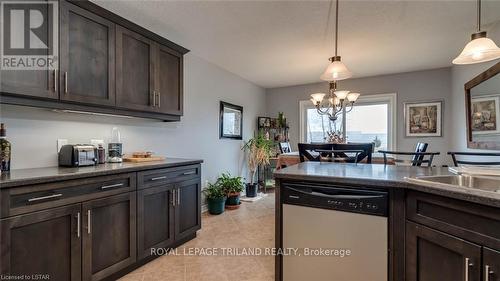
[207,197,226,215]
[246,183,258,198]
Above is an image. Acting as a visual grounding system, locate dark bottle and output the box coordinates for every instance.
[0,123,11,172]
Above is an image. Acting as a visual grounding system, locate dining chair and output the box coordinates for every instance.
[448,152,500,166]
[378,142,440,167]
[331,143,374,164]
[279,142,292,154]
[298,143,334,162]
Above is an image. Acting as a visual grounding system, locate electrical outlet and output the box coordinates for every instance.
[57,139,68,153]
[90,139,104,147]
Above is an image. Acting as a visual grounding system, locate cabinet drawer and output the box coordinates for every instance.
[406,191,500,250]
[138,164,200,189]
[0,173,136,218]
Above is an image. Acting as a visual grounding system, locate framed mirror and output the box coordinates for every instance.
[465,62,500,150]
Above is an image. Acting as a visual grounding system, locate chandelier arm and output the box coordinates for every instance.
[345,102,355,114]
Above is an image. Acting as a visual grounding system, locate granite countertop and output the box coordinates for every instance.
[274,162,500,208]
[0,158,203,189]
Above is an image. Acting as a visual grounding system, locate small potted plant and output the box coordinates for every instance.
[203,181,226,215]
[218,172,244,209]
[242,133,274,197]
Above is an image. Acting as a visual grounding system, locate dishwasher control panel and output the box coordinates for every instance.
[282,183,388,217]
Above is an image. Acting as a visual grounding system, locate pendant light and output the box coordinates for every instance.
[320,0,352,81]
[452,0,500,64]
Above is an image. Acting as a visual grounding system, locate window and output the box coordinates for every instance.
[300,93,397,150]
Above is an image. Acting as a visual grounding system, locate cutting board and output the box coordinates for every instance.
[123,156,166,163]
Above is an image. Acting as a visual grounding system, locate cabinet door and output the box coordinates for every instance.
[116,26,155,112]
[406,221,481,281]
[484,248,500,281]
[0,204,82,281]
[137,185,175,260]
[174,178,201,241]
[155,44,183,115]
[82,192,136,281]
[0,0,57,99]
[59,1,115,106]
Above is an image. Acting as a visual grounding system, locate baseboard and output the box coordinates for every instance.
[201,203,208,213]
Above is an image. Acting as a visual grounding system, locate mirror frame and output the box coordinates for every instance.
[464,62,500,150]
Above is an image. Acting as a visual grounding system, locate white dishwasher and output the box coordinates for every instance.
[282,183,388,281]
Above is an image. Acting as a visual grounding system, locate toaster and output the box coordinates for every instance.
[59,144,98,167]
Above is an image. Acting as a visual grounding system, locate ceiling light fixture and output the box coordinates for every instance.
[452,0,500,64]
[310,0,359,123]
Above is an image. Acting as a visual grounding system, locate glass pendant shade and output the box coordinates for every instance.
[311,93,326,104]
[334,90,350,100]
[347,92,360,102]
[453,35,500,64]
[320,60,352,81]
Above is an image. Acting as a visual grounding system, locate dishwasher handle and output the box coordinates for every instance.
[286,186,385,200]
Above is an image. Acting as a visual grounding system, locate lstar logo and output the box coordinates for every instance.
[1,0,58,70]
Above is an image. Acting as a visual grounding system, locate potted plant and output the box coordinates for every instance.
[203,181,226,215]
[242,133,274,197]
[218,172,244,209]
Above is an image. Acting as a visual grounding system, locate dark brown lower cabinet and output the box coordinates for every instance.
[484,248,500,281]
[137,184,175,259]
[175,178,201,241]
[0,204,82,281]
[82,192,136,281]
[406,221,482,281]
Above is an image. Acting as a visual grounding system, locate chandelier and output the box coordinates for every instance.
[310,0,360,122]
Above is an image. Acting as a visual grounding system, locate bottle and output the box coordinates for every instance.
[108,127,123,163]
[0,123,11,172]
[97,144,106,164]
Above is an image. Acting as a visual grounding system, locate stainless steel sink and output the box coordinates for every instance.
[412,175,500,193]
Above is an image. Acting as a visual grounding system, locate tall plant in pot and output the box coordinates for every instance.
[218,172,244,209]
[242,133,274,197]
[203,182,226,215]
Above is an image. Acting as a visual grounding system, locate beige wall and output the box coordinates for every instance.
[266,68,453,165]
[0,54,267,185]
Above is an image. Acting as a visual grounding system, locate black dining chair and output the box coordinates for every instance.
[448,152,500,166]
[279,142,292,154]
[331,143,374,164]
[298,143,334,162]
[378,142,440,167]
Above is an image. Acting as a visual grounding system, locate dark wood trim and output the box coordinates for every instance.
[274,178,282,281]
[390,188,406,281]
[0,93,181,121]
[464,62,500,150]
[67,0,189,55]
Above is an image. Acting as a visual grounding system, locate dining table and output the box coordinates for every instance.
[275,151,395,170]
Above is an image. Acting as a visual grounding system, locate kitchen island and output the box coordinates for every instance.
[0,158,202,281]
[274,162,500,281]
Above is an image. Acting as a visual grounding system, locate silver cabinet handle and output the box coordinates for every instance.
[182,171,196,176]
[101,183,124,190]
[64,72,68,94]
[152,91,156,107]
[465,258,473,281]
[28,193,63,202]
[53,69,58,92]
[87,210,91,234]
[485,265,493,281]
[76,212,81,238]
[157,91,160,108]
[177,188,180,205]
[151,176,167,181]
[172,189,176,206]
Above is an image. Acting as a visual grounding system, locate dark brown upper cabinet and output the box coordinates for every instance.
[155,44,183,115]
[0,0,57,100]
[59,1,115,106]
[116,26,155,112]
[0,204,82,281]
[82,192,136,281]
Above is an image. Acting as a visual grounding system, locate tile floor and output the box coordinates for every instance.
[119,193,275,281]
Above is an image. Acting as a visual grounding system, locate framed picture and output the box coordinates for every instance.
[258,117,271,128]
[220,101,243,139]
[405,101,442,137]
[471,96,500,135]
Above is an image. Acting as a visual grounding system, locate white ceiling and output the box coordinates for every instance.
[93,0,500,88]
